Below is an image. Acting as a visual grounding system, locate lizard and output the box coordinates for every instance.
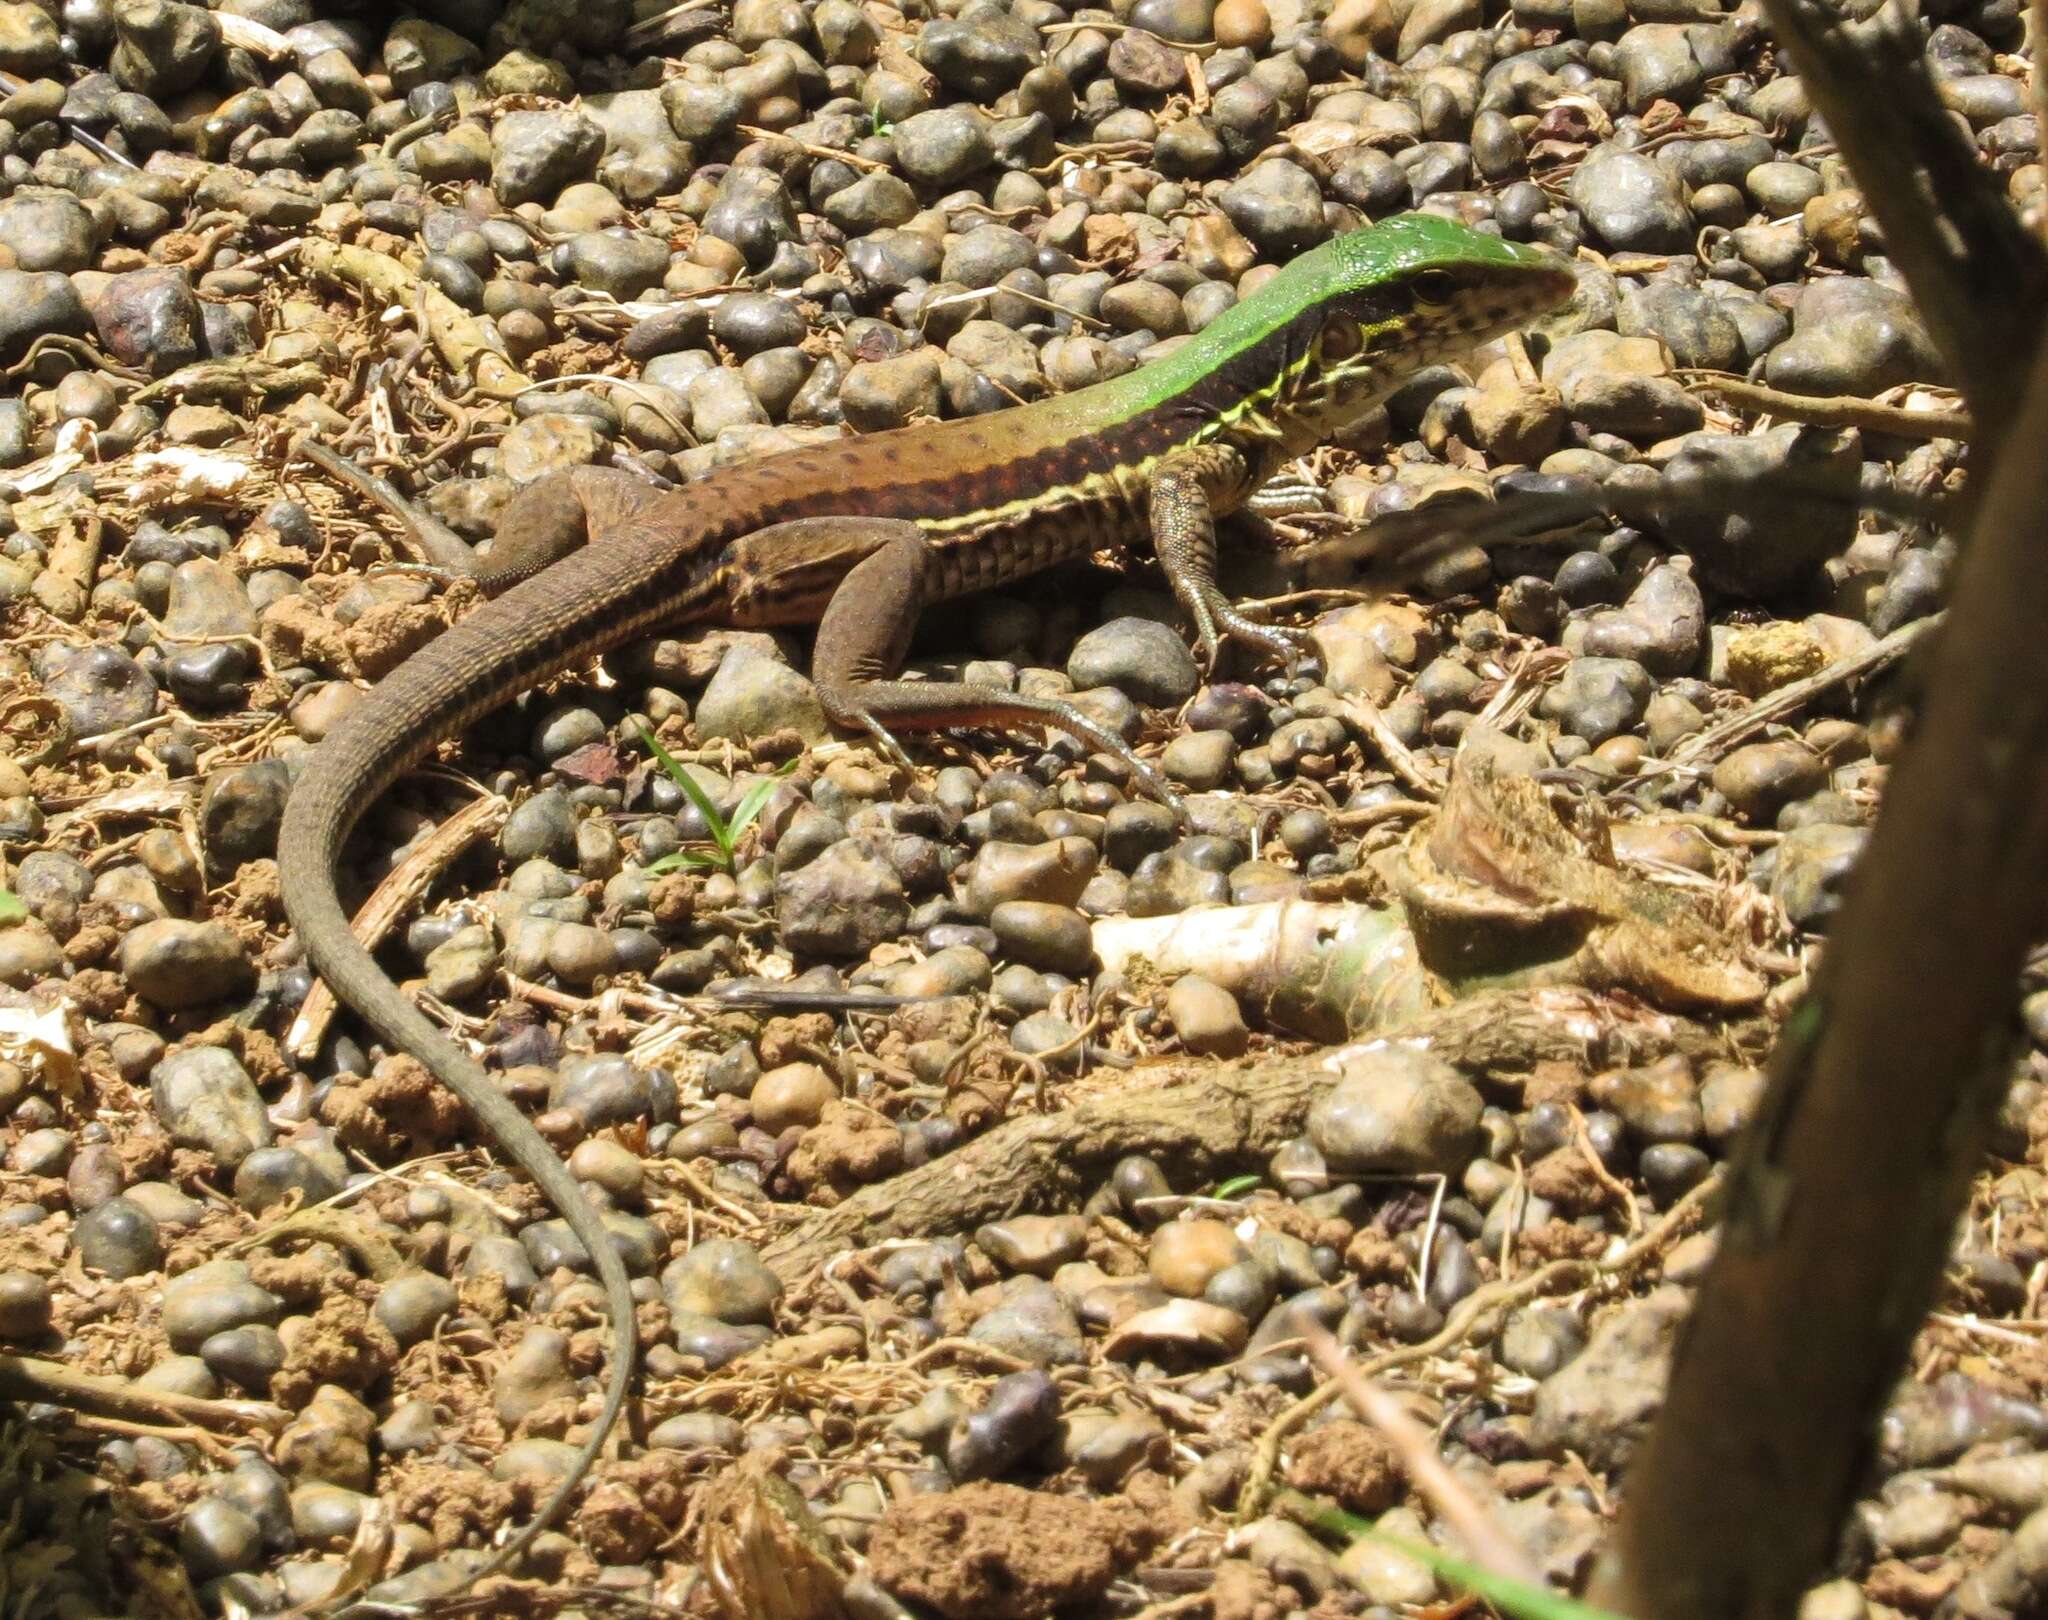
[274,211,1576,1596]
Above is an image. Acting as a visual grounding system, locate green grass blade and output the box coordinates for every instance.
[725,760,797,852]
[1280,1493,1631,1620]
[637,724,736,868]
[645,851,724,874]
[1212,1174,1264,1200]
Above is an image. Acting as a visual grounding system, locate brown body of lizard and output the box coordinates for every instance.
[276,216,1574,1599]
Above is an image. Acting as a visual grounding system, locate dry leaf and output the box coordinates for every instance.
[0,999,80,1094]
[702,1455,850,1620]
[126,448,254,504]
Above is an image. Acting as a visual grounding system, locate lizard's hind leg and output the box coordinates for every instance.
[807,526,1187,815]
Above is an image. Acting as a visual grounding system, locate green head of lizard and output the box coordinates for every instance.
[1290,212,1578,414]
[1154,212,1579,453]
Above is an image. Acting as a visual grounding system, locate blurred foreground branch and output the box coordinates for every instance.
[1587,173,2048,1620]
[1761,0,2047,441]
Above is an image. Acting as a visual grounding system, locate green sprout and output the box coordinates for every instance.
[637,725,795,875]
[1279,1492,1631,1620]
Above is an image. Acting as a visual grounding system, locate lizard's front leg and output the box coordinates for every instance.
[485,467,675,590]
[794,521,1186,814]
[1149,443,1314,671]
[300,441,671,598]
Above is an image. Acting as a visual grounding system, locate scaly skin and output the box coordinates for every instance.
[277,213,1574,1600]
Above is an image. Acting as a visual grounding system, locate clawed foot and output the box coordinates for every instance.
[852,713,919,776]
[837,695,1190,824]
[1126,750,1190,823]
[1189,600,1319,680]
[1037,698,1189,823]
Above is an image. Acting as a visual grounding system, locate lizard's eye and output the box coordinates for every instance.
[1321,316,1363,359]
[1412,269,1458,308]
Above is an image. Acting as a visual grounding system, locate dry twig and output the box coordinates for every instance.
[0,1351,285,1432]
[1237,1173,1719,1523]
[1333,694,1446,801]
[1678,371,1973,440]
[1665,615,1938,769]
[300,239,533,399]
[1299,1320,1541,1585]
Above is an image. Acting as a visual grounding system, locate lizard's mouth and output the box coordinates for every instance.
[1509,263,1581,322]
[1456,263,1580,342]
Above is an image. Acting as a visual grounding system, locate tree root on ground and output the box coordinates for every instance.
[760,988,1762,1285]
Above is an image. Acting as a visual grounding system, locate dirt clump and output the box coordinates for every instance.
[1284,1419,1404,1513]
[866,1481,1159,1618]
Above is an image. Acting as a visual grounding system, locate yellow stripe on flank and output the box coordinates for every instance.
[920,340,1325,538]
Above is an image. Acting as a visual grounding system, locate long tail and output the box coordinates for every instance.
[276,538,711,1597]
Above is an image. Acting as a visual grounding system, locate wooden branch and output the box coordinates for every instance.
[0,1351,285,1431]
[759,989,1741,1284]
[1677,371,1973,440]
[1587,303,2048,1620]
[1755,0,2047,443]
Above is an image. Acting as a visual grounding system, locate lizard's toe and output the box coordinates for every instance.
[854,714,919,775]
[1219,614,1314,670]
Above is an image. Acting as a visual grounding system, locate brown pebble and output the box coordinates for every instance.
[976,1214,1089,1275]
[671,1116,741,1158]
[1711,740,1826,822]
[1591,733,1647,773]
[969,838,1100,912]
[1165,974,1249,1057]
[750,1061,838,1133]
[0,1270,52,1339]
[1610,821,1717,876]
[567,1138,644,1202]
[1213,0,1272,48]
[1805,718,1869,763]
[989,900,1095,976]
[1324,0,1396,63]
[1148,1218,1248,1297]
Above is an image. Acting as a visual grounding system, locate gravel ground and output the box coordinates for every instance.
[0,0,2042,1613]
